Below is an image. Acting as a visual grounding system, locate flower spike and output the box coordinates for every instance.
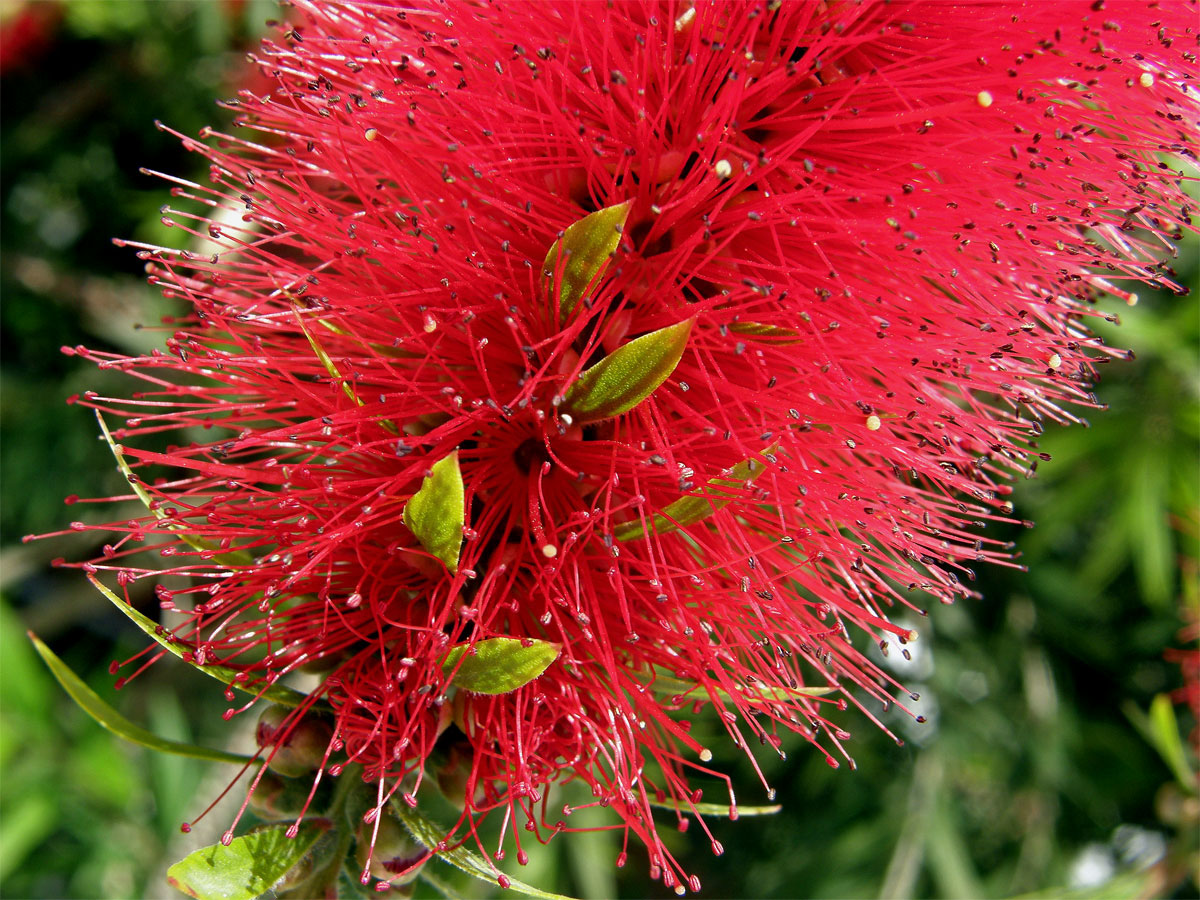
[40,1,1200,895]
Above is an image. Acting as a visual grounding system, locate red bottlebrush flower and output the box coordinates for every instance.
[43,0,1198,893]
[1166,607,1200,756]
[0,1,61,75]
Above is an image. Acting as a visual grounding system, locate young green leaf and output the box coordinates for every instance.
[403,451,465,573]
[166,821,330,900]
[648,799,782,818]
[96,412,253,568]
[441,637,559,695]
[390,800,580,900]
[728,322,802,344]
[83,571,314,709]
[616,445,777,541]
[28,631,252,765]
[543,200,633,321]
[294,306,363,408]
[561,319,693,423]
[647,671,834,703]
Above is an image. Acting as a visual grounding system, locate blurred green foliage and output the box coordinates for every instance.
[1,3,1195,898]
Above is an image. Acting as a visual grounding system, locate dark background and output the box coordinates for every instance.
[2,3,1196,898]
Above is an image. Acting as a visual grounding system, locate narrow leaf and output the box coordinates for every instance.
[562,319,693,423]
[294,307,362,408]
[543,200,633,321]
[166,821,329,900]
[648,671,834,704]
[648,799,782,818]
[390,801,580,900]
[28,631,251,765]
[403,451,465,574]
[442,637,559,695]
[84,571,313,709]
[616,445,777,541]
[1148,693,1196,788]
[729,322,802,344]
[96,412,253,567]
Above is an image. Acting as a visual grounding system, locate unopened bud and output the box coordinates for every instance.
[247,771,308,819]
[356,808,427,885]
[256,705,333,777]
[433,738,483,812]
[270,835,316,892]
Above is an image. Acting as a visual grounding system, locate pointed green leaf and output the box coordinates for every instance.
[648,671,834,704]
[1145,694,1195,789]
[543,200,633,321]
[96,412,253,568]
[562,319,693,423]
[648,799,782,817]
[403,451,465,574]
[167,821,330,900]
[616,445,777,541]
[294,307,362,408]
[390,800,580,900]
[729,322,802,344]
[442,637,559,695]
[83,572,314,709]
[28,632,252,765]
[294,312,399,433]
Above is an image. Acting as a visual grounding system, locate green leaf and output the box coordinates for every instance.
[403,451,465,574]
[1128,694,1196,790]
[1128,448,1174,608]
[83,571,314,709]
[647,671,834,704]
[728,322,802,344]
[28,631,252,765]
[166,821,330,900]
[442,637,559,695]
[294,306,363,408]
[0,792,55,885]
[96,412,253,567]
[544,200,633,321]
[561,319,693,423]
[390,800,580,900]
[1148,694,1194,788]
[648,798,782,818]
[293,310,399,434]
[616,445,776,541]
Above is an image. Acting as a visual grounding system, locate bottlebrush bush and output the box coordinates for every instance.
[33,1,1198,896]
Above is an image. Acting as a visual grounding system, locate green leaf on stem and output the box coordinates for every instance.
[28,631,252,765]
[647,670,834,703]
[648,798,782,817]
[543,200,633,321]
[442,637,559,695]
[403,451,465,574]
[390,800,580,900]
[166,821,330,900]
[561,319,693,423]
[616,445,777,541]
[83,571,314,709]
[96,412,253,567]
